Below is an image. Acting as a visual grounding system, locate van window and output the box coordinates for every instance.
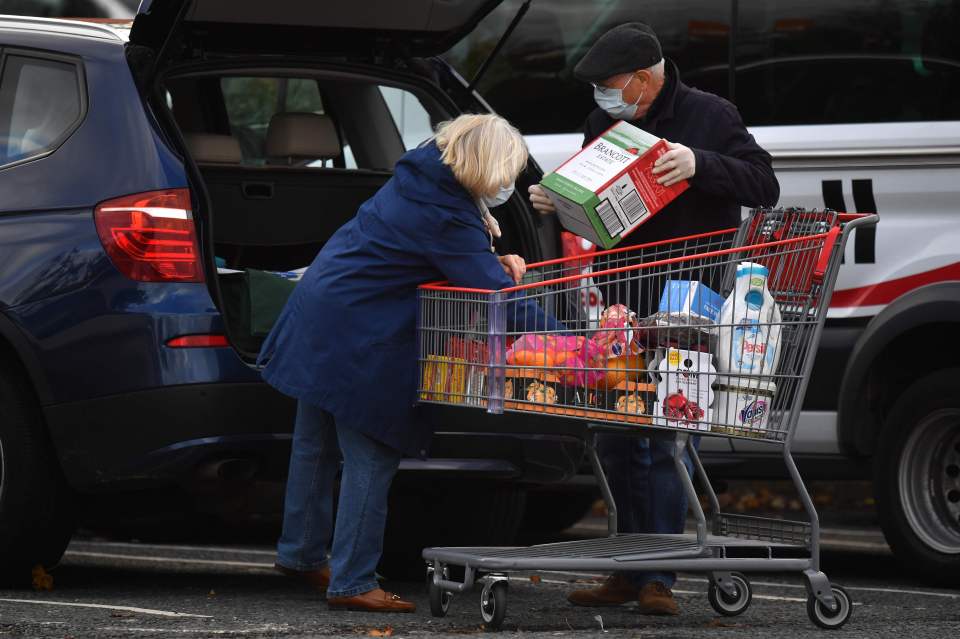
[444,0,733,135]
[0,54,82,167]
[379,86,433,150]
[734,0,960,126]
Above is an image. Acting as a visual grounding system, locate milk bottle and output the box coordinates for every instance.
[717,262,782,376]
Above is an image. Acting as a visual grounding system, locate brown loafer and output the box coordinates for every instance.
[567,574,639,607]
[328,588,416,613]
[275,563,331,597]
[637,581,680,615]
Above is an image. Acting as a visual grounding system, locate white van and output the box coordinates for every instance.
[446,0,960,581]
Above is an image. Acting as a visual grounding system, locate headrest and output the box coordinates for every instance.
[265,113,341,161]
[184,133,242,165]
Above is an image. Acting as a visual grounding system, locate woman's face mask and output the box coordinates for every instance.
[593,74,643,120]
[482,183,515,208]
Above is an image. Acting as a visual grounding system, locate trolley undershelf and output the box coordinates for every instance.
[423,532,807,571]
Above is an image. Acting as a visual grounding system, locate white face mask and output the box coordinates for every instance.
[593,75,644,120]
[481,183,515,208]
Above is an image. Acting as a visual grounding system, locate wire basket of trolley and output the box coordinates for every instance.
[416,207,878,631]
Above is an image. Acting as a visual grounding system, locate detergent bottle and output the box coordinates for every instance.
[716,262,782,376]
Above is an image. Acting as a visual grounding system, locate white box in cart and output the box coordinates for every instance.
[655,348,716,431]
[658,280,724,323]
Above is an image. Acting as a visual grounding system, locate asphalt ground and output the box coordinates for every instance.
[1,522,958,638]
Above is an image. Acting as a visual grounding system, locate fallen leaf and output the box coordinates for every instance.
[530,575,542,584]
[707,619,743,628]
[31,565,53,592]
[367,626,393,637]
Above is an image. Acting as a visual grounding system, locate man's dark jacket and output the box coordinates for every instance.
[581,60,779,244]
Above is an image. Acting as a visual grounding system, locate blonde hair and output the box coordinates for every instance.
[432,113,528,198]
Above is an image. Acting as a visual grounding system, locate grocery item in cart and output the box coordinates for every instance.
[539,121,689,249]
[713,375,776,437]
[655,347,716,430]
[657,280,723,324]
[420,354,468,403]
[506,333,606,386]
[594,304,641,358]
[717,262,783,376]
[443,337,489,406]
[504,376,561,403]
[604,352,647,387]
[615,393,646,414]
[633,280,722,350]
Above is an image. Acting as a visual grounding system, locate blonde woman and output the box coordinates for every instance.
[259,114,560,612]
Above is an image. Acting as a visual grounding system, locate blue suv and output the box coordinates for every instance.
[0,2,583,580]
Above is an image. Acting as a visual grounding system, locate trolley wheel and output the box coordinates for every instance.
[806,585,852,630]
[479,580,508,631]
[707,572,752,616]
[426,566,452,617]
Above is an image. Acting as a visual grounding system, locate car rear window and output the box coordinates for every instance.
[216,76,433,169]
[0,54,83,168]
[221,77,333,165]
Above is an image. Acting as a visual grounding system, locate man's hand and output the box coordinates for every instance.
[499,254,526,284]
[652,141,696,186]
[528,184,557,215]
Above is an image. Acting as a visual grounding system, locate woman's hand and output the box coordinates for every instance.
[499,254,527,284]
[528,184,557,214]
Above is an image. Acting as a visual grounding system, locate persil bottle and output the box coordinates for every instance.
[716,262,782,376]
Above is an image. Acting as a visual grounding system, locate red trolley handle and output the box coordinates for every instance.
[813,225,842,283]
[812,213,874,281]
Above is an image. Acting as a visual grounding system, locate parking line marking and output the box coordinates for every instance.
[674,589,810,604]
[532,570,960,599]
[818,538,891,551]
[98,627,290,634]
[65,550,274,570]
[513,578,813,603]
[819,527,888,537]
[677,577,960,599]
[0,598,212,618]
[70,541,277,557]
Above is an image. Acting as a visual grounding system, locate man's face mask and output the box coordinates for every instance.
[593,74,643,120]
[482,183,515,208]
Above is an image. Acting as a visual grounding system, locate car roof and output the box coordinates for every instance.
[0,14,130,43]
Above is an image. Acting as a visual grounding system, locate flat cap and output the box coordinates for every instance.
[573,22,662,83]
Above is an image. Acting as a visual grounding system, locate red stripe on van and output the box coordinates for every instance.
[830,261,960,307]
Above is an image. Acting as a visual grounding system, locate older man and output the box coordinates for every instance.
[529,23,779,615]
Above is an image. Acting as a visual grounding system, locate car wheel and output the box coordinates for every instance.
[876,369,960,585]
[0,365,76,585]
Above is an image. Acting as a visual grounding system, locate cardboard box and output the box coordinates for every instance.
[540,121,690,249]
[654,347,716,431]
[658,280,724,323]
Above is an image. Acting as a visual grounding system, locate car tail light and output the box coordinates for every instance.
[166,334,230,348]
[94,188,204,282]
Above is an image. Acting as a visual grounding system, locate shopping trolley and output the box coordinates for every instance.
[417,208,878,631]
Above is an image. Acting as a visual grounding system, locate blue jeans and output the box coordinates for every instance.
[597,433,699,589]
[276,401,402,599]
